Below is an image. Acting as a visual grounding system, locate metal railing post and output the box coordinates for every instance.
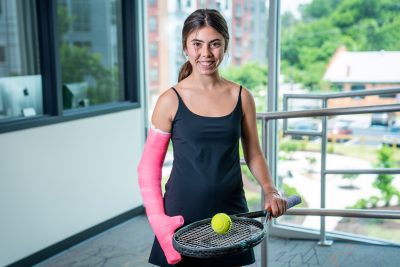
[261,118,269,267]
[319,98,333,246]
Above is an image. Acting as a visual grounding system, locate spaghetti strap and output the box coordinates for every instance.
[239,85,243,98]
[171,87,182,100]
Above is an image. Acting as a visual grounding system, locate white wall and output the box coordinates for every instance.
[0,109,145,266]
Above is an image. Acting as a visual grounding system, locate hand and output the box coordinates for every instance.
[264,191,288,219]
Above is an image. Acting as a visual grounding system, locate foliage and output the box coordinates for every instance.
[222,62,267,89]
[342,173,358,180]
[373,145,399,206]
[241,165,256,184]
[222,62,268,111]
[353,145,400,208]
[282,183,306,208]
[281,0,400,91]
[57,6,119,107]
[280,139,301,153]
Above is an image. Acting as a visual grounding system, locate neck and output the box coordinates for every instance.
[188,71,223,90]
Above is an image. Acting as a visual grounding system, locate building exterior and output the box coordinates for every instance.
[323,46,400,108]
[145,0,268,109]
[57,0,119,68]
[0,0,38,77]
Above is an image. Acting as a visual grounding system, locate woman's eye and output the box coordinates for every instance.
[211,43,221,48]
[193,42,201,47]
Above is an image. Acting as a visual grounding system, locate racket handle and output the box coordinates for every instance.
[287,195,302,209]
[234,195,302,218]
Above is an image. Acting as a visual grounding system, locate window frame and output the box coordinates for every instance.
[0,0,142,134]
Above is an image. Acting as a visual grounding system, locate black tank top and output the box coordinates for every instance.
[164,86,248,225]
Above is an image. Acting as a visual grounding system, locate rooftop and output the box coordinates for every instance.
[323,47,400,84]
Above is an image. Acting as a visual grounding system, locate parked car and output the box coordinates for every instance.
[371,112,396,127]
[382,125,400,147]
[327,120,353,142]
[287,119,321,140]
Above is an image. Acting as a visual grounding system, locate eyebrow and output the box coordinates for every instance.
[190,38,222,43]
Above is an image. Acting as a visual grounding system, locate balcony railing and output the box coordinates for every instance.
[254,87,400,266]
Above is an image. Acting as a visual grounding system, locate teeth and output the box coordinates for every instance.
[199,62,214,66]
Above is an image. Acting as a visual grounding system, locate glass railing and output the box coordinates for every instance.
[255,87,400,266]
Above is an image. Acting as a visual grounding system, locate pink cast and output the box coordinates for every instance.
[137,128,185,264]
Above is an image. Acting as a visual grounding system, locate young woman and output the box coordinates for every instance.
[138,9,287,267]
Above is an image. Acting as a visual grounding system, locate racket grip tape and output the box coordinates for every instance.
[287,195,301,209]
[234,195,301,219]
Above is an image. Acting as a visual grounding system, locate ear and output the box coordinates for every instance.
[183,47,188,56]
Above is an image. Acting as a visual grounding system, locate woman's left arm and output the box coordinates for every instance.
[241,88,287,217]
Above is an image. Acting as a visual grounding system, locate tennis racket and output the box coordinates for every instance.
[173,195,301,258]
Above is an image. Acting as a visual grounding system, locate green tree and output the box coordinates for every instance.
[373,146,399,206]
[222,62,268,111]
[301,0,341,23]
[353,145,399,208]
[57,5,119,107]
[222,62,267,90]
[281,0,400,91]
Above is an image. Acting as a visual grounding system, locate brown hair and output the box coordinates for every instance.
[178,9,230,82]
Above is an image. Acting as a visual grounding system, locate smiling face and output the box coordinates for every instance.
[184,26,225,76]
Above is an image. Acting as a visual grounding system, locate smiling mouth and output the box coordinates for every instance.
[198,61,215,67]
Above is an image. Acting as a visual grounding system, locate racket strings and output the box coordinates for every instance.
[175,219,263,249]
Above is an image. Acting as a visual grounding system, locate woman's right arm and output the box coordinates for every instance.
[137,88,183,264]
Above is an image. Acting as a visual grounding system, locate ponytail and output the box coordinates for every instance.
[178,61,192,82]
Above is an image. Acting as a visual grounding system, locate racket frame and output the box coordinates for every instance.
[173,216,266,258]
[172,195,301,258]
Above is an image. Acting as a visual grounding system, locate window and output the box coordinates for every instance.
[0,0,141,133]
[58,0,124,110]
[149,16,157,32]
[0,0,43,120]
[351,84,365,92]
[71,0,91,32]
[235,24,242,38]
[73,41,92,50]
[111,0,117,25]
[235,42,242,58]
[0,46,5,62]
[150,68,158,82]
[279,0,400,244]
[177,0,182,11]
[235,4,242,18]
[351,84,365,99]
[150,42,158,57]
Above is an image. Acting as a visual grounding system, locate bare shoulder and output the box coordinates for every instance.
[240,87,256,116]
[151,88,179,132]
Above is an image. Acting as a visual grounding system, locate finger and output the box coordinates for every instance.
[275,198,286,217]
[264,201,271,212]
[277,200,284,217]
[283,199,288,213]
[271,201,279,217]
[281,199,288,215]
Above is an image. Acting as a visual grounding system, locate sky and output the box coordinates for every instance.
[280,0,312,19]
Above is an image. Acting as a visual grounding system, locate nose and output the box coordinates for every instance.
[201,44,212,58]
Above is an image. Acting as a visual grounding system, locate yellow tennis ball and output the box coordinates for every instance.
[211,213,232,234]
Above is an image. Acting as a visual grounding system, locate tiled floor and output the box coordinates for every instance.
[34,214,400,267]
